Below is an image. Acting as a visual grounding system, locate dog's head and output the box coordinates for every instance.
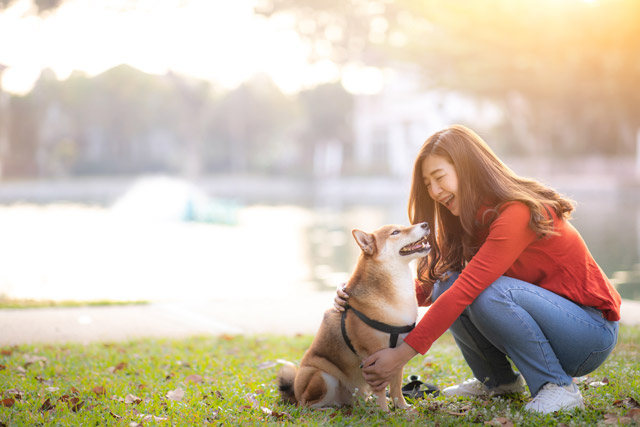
[351,222,431,263]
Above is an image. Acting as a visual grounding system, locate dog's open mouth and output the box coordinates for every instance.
[399,236,430,256]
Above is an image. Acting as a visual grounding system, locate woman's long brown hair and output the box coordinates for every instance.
[408,125,574,290]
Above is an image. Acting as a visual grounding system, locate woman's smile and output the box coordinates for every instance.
[421,154,460,216]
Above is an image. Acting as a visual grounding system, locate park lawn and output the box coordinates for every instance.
[0,326,639,426]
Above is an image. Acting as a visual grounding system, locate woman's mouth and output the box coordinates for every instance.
[442,195,454,210]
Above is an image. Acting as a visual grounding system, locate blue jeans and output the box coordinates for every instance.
[432,272,619,396]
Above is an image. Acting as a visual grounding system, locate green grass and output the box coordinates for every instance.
[1,327,639,426]
[0,297,148,309]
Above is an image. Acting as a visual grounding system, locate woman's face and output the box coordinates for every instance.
[421,154,460,216]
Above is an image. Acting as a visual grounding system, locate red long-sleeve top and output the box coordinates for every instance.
[404,201,622,355]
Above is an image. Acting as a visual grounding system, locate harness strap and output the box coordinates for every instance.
[340,304,416,356]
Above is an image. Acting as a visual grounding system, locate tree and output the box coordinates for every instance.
[256,0,640,156]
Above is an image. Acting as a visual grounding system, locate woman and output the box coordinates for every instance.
[334,124,620,414]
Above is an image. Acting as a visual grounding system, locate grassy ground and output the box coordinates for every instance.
[1,326,638,426]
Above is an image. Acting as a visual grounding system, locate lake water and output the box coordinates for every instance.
[0,176,638,301]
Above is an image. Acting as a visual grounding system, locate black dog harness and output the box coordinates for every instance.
[340,304,415,356]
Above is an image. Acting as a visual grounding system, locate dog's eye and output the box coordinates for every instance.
[391,230,400,235]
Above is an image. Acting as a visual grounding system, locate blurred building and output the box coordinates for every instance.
[351,68,503,177]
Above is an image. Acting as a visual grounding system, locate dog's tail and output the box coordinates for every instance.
[277,362,298,404]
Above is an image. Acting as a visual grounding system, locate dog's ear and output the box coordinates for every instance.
[352,229,376,256]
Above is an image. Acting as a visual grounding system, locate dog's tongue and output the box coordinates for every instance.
[401,237,428,253]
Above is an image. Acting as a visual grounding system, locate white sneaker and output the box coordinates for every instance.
[442,375,526,397]
[524,383,584,414]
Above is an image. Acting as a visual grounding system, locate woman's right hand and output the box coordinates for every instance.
[333,283,349,312]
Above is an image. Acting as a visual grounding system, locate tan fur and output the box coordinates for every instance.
[277,222,430,411]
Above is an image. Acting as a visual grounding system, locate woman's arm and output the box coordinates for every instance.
[404,202,538,354]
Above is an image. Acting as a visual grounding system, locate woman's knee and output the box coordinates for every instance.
[468,276,530,316]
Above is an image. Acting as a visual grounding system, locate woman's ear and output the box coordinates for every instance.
[352,229,375,256]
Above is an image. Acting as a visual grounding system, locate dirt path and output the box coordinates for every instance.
[1,296,639,346]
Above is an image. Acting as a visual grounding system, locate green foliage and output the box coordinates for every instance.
[257,0,640,156]
[1,326,638,426]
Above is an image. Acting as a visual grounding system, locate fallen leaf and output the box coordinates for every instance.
[603,413,622,425]
[124,394,142,405]
[39,398,54,411]
[446,411,467,416]
[166,388,185,402]
[109,411,122,419]
[214,390,223,400]
[1,398,15,408]
[92,386,106,396]
[185,374,203,384]
[628,408,640,420]
[24,354,48,367]
[257,361,278,370]
[46,387,59,393]
[1,349,12,356]
[614,397,640,409]
[589,381,608,388]
[4,389,24,400]
[110,395,125,402]
[485,417,514,427]
[69,397,83,412]
[36,376,54,386]
[0,364,5,370]
[138,413,169,422]
[70,386,80,395]
[245,393,259,408]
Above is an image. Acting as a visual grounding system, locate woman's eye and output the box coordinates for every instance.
[391,230,400,235]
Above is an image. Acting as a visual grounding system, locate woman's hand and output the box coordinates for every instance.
[333,283,349,312]
[361,343,418,391]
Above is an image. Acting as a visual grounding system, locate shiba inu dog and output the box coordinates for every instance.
[277,222,431,411]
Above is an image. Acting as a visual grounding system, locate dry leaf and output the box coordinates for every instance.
[39,397,54,411]
[257,361,278,370]
[69,397,83,412]
[24,354,48,367]
[1,349,12,356]
[92,386,106,396]
[70,386,80,395]
[1,398,15,408]
[214,390,223,400]
[485,417,514,427]
[166,388,185,402]
[589,381,608,388]
[138,414,169,422]
[185,374,203,384]
[125,394,142,405]
[628,408,640,420]
[109,411,122,419]
[603,413,622,425]
[36,376,54,386]
[0,364,5,371]
[5,389,24,400]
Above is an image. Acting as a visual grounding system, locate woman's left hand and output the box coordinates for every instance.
[361,343,418,391]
